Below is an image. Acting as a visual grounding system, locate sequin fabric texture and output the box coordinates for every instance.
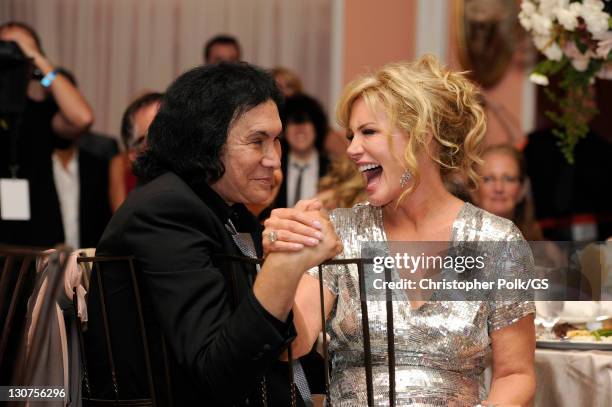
[307,202,535,406]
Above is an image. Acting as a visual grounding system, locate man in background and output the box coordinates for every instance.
[203,34,241,64]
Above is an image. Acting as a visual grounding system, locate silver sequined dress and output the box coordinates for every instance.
[307,202,534,406]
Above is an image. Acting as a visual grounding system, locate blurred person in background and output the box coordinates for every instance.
[40,68,111,249]
[276,93,329,208]
[0,21,94,247]
[109,92,163,211]
[271,66,303,98]
[203,34,241,64]
[316,154,366,210]
[473,144,543,241]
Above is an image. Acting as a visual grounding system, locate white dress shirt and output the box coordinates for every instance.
[52,150,80,249]
[286,151,319,207]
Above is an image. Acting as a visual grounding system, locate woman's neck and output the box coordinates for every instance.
[382,175,464,241]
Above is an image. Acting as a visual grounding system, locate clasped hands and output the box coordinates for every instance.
[262,199,342,270]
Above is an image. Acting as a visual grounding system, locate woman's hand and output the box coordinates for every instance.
[263,199,342,270]
[262,199,325,254]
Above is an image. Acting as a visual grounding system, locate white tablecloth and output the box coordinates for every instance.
[483,348,612,406]
[534,348,612,407]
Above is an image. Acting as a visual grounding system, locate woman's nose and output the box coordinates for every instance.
[346,135,363,161]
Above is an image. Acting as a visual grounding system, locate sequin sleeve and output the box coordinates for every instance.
[488,224,536,332]
[305,263,341,296]
[304,206,371,296]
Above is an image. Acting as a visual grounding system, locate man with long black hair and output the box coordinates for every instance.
[88,62,340,406]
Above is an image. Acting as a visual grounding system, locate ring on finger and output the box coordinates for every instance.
[267,230,278,243]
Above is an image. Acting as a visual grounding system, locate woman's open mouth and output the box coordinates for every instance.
[359,163,383,192]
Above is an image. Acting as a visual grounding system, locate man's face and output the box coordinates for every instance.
[211,100,282,205]
[207,43,240,64]
[285,121,316,155]
[128,102,160,162]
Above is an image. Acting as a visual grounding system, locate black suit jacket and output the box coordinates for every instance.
[0,148,112,248]
[275,151,329,209]
[87,172,302,406]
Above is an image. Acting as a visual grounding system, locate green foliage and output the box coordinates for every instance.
[542,60,599,164]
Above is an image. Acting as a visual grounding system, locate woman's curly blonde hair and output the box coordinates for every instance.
[336,54,486,202]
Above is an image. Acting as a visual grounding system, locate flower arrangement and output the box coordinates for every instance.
[519,0,612,163]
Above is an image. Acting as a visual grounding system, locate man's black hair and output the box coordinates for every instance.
[134,62,283,187]
[203,34,241,63]
[120,92,164,150]
[282,93,328,151]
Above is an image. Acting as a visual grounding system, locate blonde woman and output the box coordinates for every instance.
[264,55,536,406]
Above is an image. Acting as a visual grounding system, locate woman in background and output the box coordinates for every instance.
[316,154,366,210]
[474,144,543,241]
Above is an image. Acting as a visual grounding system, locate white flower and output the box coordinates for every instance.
[533,34,552,51]
[539,0,563,17]
[555,8,579,31]
[531,13,554,36]
[581,1,610,36]
[530,72,550,86]
[569,2,583,15]
[583,0,605,11]
[571,57,591,71]
[564,41,594,71]
[544,42,564,61]
[596,32,612,58]
[521,0,537,15]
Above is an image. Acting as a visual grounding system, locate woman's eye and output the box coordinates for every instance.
[362,128,376,136]
[346,133,354,142]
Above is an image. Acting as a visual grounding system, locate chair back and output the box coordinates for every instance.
[76,255,172,407]
[0,245,71,386]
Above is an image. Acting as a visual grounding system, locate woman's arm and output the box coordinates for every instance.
[292,274,336,358]
[487,314,536,406]
[262,199,339,358]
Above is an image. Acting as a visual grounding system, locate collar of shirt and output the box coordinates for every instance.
[288,150,318,168]
[184,176,263,256]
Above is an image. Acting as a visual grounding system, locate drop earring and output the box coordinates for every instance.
[400,169,412,188]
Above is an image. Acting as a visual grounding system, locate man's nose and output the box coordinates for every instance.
[262,143,281,169]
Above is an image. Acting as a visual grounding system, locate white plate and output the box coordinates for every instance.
[536,339,612,350]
